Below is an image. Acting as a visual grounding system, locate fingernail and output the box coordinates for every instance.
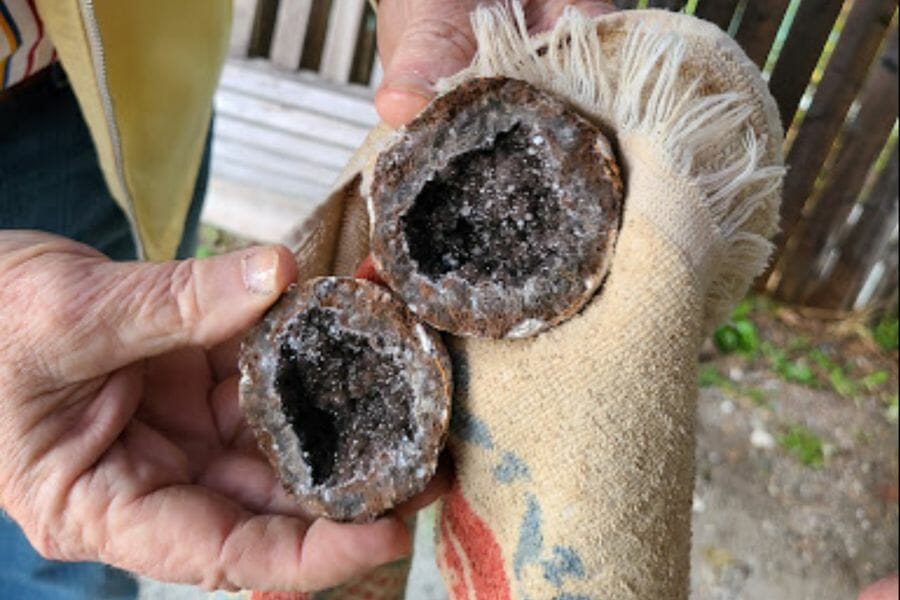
[384,72,434,99]
[242,247,279,296]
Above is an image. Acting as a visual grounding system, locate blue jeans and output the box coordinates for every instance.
[0,63,211,599]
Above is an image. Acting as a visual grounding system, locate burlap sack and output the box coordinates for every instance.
[275,5,784,599]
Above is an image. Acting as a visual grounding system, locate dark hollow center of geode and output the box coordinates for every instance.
[274,308,414,487]
[402,123,564,286]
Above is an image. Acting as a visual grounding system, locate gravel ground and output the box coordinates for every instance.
[691,383,898,599]
[690,306,898,599]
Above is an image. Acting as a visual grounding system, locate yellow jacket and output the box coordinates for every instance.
[36,0,231,260]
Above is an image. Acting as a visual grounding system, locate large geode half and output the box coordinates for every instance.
[239,277,452,522]
[369,77,624,339]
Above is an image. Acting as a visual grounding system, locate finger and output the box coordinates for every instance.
[291,517,412,591]
[527,0,617,32]
[375,0,481,127]
[210,376,282,456]
[208,333,245,381]
[72,245,298,378]
[198,450,315,519]
[211,375,246,447]
[25,363,147,496]
[96,485,410,591]
[858,575,899,600]
[139,348,217,451]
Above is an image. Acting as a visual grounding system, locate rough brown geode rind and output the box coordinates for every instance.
[238,277,452,523]
[369,77,624,339]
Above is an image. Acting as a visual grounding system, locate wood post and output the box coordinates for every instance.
[734,0,791,68]
[776,22,898,302]
[767,0,896,294]
[767,0,845,129]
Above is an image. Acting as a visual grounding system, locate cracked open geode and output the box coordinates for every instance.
[369,77,624,339]
[239,277,452,522]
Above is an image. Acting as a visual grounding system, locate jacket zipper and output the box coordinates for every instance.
[78,0,146,259]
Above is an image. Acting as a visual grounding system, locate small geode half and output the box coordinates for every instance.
[239,277,452,522]
[369,77,624,338]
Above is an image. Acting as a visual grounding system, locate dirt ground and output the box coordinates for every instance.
[690,304,898,599]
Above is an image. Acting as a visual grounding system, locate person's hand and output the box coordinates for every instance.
[859,575,900,600]
[0,231,443,592]
[375,0,616,127]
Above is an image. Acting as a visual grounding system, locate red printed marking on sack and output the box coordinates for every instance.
[439,508,471,600]
[441,482,512,600]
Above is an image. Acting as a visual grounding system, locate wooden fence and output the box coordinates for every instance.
[230,0,380,86]
[223,0,898,314]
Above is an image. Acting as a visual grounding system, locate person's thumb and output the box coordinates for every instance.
[375,0,480,127]
[72,245,297,378]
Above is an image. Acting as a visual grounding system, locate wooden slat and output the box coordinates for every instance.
[320,0,367,82]
[695,0,740,32]
[247,0,279,57]
[214,117,353,170]
[298,0,332,71]
[862,226,899,311]
[229,0,259,57]
[369,58,384,91]
[220,60,379,126]
[777,24,899,302]
[768,0,845,129]
[852,218,899,311]
[733,0,792,67]
[647,0,686,9]
[349,2,378,85]
[212,137,341,187]
[614,0,640,9]
[807,143,899,309]
[269,0,314,70]
[770,0,896,280]
[202,177,319,243]
[215,89,371,150]
[212,155,331,200]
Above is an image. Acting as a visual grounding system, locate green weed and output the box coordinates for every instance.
[762,342,817,385]
[714,318,761,354]
[861,370,890,391]
[873,317,899,351]
[699,365,729,388]
[885,394,899,423]
[788,336,812,352]
[698,365,769,406]
[195,244,213,258]
[779,425,825,468]
[711,297,895,407]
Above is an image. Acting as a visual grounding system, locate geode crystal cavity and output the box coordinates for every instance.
[239,277,452,522]
[369,77,624,338]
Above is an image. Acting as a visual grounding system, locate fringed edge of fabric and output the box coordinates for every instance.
[436,3,786,331]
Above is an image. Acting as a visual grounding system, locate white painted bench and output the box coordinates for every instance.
[202,0,382,242]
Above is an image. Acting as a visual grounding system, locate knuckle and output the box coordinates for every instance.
[27,516,63,560]
[31,537,59,560]
[210,522,244,590]
[168,259,204,336]
[405,16,476,66]
[21,493,90,562]
[198,569,228,591]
